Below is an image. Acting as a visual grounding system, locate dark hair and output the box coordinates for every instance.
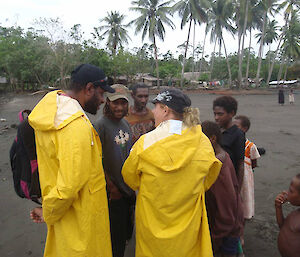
[213,96,238,115]
[131,83,149,95]
[201,120,222,145]
[235,115,251,130]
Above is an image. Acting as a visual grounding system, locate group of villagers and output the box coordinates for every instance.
[29,64,300,257]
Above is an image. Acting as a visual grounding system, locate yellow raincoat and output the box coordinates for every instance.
[122,120,222,257]
[29,90,112,257]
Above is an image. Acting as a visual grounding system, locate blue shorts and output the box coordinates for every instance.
[220,237,239,255]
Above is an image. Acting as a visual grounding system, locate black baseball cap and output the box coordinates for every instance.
[152,88,191,113]
[71,64,115,93]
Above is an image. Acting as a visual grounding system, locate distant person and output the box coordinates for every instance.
[278,89,285,105]
[202,121,244,257]
[125,83,155,144]
[94,84,135,257]
[289,89,295,105]
[29,64,113,257]
[234,115,260,220]
[275,174,300,257]
[213,96,245,190]
[122,89,222,257]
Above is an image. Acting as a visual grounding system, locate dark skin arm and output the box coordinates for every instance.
[251,159,257,169]
[275,191,288,228]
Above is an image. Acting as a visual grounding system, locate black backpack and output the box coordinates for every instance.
[9,110,41,204]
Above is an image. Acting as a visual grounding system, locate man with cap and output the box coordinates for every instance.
[122,88,222,257]
[94,84,135,257]
[29,64,114,257]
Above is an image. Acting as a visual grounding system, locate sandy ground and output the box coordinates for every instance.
[0,90,299,257]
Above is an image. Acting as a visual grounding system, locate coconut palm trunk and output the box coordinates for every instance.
[222,36,232,87]
[199,29,207,73]
[181,19,192,88]
[153,35,160,89]
[239,0,249,88]
[277,56,285,86]
[192,20,196,79]
[266,13,288,86]
[245,28,252,83]
[255,10,267,87]
[210,39,217,81]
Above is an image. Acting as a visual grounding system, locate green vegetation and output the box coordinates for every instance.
[0,0,299,92]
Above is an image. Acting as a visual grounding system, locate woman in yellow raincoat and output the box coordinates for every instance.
[122,89,222,257]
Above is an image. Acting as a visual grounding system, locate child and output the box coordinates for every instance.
[275,174,300,257]
[213,96,245,191]
[234,115,260,220]
[289,89,295,105]
[202,121,244,257]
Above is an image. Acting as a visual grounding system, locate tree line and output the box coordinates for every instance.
[0,0,299,92]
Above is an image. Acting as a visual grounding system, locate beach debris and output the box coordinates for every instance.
[0,118,6,122]
[0,125,10,135]
[2,178,7,181]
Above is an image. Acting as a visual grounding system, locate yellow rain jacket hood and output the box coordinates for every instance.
[122,120,222,257]
[29,90,112,257]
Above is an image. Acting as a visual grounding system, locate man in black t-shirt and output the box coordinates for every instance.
[213,96,245,191]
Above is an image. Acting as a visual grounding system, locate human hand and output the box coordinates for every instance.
[30,207,45,223]
[275,191,288,208]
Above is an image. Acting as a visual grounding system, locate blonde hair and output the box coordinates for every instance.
[183,107,200,127]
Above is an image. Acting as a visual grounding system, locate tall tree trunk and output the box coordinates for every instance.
[283,59,289,81]
[210,39,217,81]
[266,14,288,86]
[199,30,207,73]
[153,35,160,89]
[255,10,267,87]
[277,56,285,86]
[192,20,196,79]
[181,19,192,88]
[222,36,232,87]
[245,28,252,84]
[239,0,249,88]
[237,28,242,87]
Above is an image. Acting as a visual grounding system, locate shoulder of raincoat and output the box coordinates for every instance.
[122,120,222,257]
[29,90,112,257]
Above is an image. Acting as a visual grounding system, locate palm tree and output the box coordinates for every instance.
[255,19,279,52]
[244,0,264,82]
[172,0,210,87]
[255,0,279,87]
[268,0,300,84]
[130,0,175,88]
[279,10,300,81]
[97,11,131,56]
[236,0,250,88]
[208,0,235,86]
[199,23,210,73]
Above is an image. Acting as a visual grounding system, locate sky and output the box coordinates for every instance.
[1,0,283,59]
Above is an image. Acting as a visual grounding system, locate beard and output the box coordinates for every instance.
[84,94,99,115]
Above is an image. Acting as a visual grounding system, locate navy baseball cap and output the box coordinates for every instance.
[71,64,115,93]
[152,88,191,113]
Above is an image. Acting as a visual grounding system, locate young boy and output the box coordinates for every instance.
[202,121,244,257]
[234,115,260,219]
[213,96,245,190]
[275,174,300,257]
